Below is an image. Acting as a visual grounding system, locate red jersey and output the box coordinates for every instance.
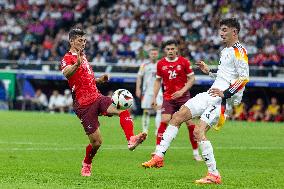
[61,52,101,107]
[156,56,194,100]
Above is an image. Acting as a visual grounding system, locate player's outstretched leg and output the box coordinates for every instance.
[194,120,221,184]
[119,110,147,150]
[81,129,102,176]
[156,122,167,145]
[142,107,190,168]
[128,132,147,151]
[142,110,150,133]
[155,109,162,135]
[186,121,202,161]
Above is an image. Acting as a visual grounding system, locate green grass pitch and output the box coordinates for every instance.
[0,111,283,189]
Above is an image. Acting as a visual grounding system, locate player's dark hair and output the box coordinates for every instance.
[149,48,159,52]
[220,18,240,33]
[69,28,86,41]
[162,40,178,49]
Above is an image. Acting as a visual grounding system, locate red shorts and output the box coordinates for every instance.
[73,95,113,135]
[161,93,190,115]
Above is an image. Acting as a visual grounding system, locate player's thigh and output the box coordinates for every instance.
[141,94,153,109]
[102,95,122,115]
[74,102,100,135]
[161,113,171,123]
[88,127,102,146]
[200,103,223,128]
[170,105,192,127]
[184,92,209,118]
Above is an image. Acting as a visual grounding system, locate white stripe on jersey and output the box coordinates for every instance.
[229,80,242,93]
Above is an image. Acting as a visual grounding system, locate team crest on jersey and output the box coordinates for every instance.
[162,66,167,70]
[61,60,66,67]
[177,65,181,70]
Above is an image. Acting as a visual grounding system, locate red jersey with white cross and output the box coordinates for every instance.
[156,56,194,100]
[61,52,101,107]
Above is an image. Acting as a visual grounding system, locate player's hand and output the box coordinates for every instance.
[97,74,109,83]
[136,89,141,98]
[171,90,184,99]
[100,74,109,83]
[208,88,224,98]
[75,50,83,67]
[151,97,157,109]
[196,60,210,75]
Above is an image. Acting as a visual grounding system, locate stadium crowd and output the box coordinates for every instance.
[18,88,73,113]
[0,0,283,66]
[232,97,284,122]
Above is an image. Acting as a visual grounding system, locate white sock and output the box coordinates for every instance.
[199,140,219,175]
[193,149,199,156]
[155,125,179,158]
[155,110,161,135]
[142,111,150,133]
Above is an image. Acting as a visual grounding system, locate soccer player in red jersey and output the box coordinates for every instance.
[61,28,147,177]
[148,40,201,161]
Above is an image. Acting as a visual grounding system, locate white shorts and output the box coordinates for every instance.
[156,93,163,107]
[141,94,153,109]
[184,92,223,127]
[141,93,163,109]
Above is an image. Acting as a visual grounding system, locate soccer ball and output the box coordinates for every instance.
[111,89,134,110]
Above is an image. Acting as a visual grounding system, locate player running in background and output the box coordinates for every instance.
[136,48,163,135]
[61,28,147,177]
[142,18,249,184]
[150,40,202,161]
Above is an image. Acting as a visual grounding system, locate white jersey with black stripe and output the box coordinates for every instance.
[210,42,249,106]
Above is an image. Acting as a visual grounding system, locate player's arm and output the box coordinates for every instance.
[172,58,195,99]
[135,64,144,98]
[96,74,109,84]
[196,60,217,79]
[152,61,162,107]
[63,52,83,79]
[152,77,162,106]
[171,74,195,99]
[136,75,143,98]
[209,49,249,99]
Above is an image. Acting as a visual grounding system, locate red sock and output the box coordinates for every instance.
[187,124,198,150]
[156,122,167,145]
[83,144,98,164]
[119,110,134,141]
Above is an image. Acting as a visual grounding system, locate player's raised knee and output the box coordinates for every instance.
[170,111,187,126]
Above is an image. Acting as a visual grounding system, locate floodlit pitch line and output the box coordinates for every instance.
[0,146,284,151]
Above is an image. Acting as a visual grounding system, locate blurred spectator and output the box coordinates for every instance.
[275,104,284,122]
[0,0,282,67]
[48,90,65,113]
[232,102,247,121]
[263,97,280,122]
[31,89,48,111]
[63,89,73,113]
[247,98,265,122]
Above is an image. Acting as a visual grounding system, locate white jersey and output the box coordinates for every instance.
[185,42,249,128]
[211,42,249,107]
[138,62,157,95]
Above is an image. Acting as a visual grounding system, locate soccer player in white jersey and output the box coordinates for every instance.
[136,48,162,135]
[142,18,249,184]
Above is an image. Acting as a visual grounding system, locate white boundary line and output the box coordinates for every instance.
[0,145,283,151]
